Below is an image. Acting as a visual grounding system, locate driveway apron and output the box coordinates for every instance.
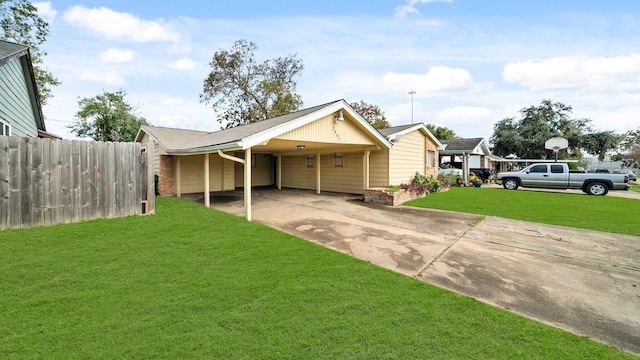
[203,188,640,355]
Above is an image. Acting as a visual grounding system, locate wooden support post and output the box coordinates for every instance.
[363,150,370,190]
[204,153,210,207]
[277,155,282,190]
[175,156,181,197]
[244,148,252,221]
[316,152,321,194]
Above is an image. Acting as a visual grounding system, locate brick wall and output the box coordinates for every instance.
[158,155,175,196]
[364,188,426,206]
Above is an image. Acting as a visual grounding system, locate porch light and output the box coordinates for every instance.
[296,144,306,150]
[335,110,344,121]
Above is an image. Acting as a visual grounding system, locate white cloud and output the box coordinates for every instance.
[76,69,126,86]
[99,48,135,63]
[168,58,196,71]
[34,2,57,22]
[503,54,640,91]
[161,97,186,106]
[63,6,181,42]
[381,66,478,95]
[394,0,453,19]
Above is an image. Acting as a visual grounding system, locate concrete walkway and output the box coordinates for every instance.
[191,188,640,355]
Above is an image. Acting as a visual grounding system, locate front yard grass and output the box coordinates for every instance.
[406,186,640,236]
[1,197,637,359]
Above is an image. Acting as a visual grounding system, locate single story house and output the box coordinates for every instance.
[439,137,496,182]
[0,40,57,139]
[136,99,441,221]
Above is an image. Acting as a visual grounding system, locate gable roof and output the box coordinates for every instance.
[440,137,491,155]
[378,123,442,147]
[137,99,392,154]
[0,40,46,134]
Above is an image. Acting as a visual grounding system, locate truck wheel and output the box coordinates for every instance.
[586,182,608,196]
[503,178,519,190]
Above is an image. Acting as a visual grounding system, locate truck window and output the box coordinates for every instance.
[529,165,547,173]
[550,165,565,173]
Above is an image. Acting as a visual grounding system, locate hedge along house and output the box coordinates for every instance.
[136,100,441,221]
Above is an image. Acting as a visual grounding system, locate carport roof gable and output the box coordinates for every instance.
[242,99,392,149]
[139,100,392,154]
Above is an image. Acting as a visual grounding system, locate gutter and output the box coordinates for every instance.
[166,141,243,155]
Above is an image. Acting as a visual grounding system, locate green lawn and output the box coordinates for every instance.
[630,181,640,193]
[406,186,640,236]
[1,197,637,359]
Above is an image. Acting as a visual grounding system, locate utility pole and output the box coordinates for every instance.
[408,90,416,124]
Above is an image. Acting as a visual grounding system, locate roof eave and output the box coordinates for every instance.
[166,141,243,155]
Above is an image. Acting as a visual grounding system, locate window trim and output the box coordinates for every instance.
[334,152,343,167]
[0,117,10,136]
[306,154,314,168]
[427,150,435,168]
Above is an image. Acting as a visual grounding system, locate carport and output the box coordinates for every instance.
[136,100,391,221]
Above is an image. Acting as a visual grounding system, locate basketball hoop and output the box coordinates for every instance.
[545,137,568,163]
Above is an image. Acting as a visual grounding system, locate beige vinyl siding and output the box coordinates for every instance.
[369,149,390,187]
[280,152,364,194]
[276,115,377,145]
[234,153,274,187]
[179,154,234,193]
[0,57,38,137]
[388,130,425,185]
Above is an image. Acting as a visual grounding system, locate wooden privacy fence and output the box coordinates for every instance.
[0,136,154,230]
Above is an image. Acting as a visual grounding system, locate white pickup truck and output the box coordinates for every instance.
[496,163,630,196]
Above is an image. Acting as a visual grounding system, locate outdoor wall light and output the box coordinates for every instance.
[335,110,344,121]
[296,145,306,150]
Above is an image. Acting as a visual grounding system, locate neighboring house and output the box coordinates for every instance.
[136,100,441,220]
[439,137,495,181]
[0,40,56,138]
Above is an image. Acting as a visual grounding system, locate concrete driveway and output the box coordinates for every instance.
[193,188,640,355]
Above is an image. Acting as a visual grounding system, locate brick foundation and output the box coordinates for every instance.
[158,155,175,196]
[363,187,426,206]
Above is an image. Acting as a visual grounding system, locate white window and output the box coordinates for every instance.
[334,153,343,167]
[306,154,314,167]
[0,118,10,136]
[427,150,435,168]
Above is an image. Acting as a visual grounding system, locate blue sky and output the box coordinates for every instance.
[35,0,640,142]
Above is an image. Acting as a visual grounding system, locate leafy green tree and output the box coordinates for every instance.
[425,124,459,140]
[349,100,390,129]
[490,99,592,158]
[615,128,640,167]
[0,0,60,104]
[580,131,621,161]
[200,39,304,129]
[68,90,148,142]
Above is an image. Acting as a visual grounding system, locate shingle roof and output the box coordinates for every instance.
[0,40,28,66]
[139,100,392,153]
[440,137,484,151]
[377,124,415,137]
